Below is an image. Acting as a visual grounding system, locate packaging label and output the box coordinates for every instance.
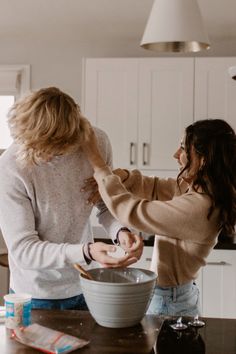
[5,300,31,329]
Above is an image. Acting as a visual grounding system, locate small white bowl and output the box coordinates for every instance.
[80,267,157,328]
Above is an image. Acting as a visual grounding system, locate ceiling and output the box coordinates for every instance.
[0,0,236,43]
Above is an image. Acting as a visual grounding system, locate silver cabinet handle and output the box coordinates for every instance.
[142,142,149,165]
[130,142,135,165]
[206,261,228,266]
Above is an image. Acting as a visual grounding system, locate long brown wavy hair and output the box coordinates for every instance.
[178,119,236,237]
[8,87,90,166]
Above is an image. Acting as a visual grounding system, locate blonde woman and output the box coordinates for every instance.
[0,87,143,310]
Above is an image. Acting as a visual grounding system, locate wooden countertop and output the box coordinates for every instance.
[0,310,235,354]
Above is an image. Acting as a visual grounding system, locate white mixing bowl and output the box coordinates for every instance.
[80,267,157,328]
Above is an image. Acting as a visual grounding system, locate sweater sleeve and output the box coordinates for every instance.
[93,128,124,240]
[94,166,214,242]
[113,168,177,201]
[0,167,86,271]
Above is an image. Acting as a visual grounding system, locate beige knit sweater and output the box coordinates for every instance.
[94,166,221,286]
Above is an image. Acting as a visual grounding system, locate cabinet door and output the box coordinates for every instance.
[138,58,194,170]
[82,58,139,169]
[195,57,236,132]
[131,246,153,270]
[200,250,236,319]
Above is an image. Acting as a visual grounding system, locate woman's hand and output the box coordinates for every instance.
[89,242,139,268]
[81,119,107,171]
[113,168,129,181]
[81,176,101,205]
[81,169,129,205]
[118,230,144,262]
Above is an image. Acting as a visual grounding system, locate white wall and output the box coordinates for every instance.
[0,37,236,104]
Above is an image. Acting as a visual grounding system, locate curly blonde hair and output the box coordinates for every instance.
[8,87,90,166]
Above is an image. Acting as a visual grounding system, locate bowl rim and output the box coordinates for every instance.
[79,267,157,286]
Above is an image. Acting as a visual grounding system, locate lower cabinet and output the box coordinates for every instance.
[196,250,236,319]
[131,246,153,271]
[133,246,236,319]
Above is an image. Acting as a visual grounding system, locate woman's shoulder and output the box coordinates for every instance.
[93,126,112,163]
[0,144,30,179]
[93,126,109,142]
[0,144,17,167]
[176,188,213,212]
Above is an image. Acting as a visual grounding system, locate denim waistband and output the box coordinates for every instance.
[155,281,195,297]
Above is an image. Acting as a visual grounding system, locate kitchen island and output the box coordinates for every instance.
[0,310,235,353]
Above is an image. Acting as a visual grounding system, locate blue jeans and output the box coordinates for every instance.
[10,289,88,310]
[147,281,201,316]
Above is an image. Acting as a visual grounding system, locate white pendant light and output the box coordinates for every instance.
[140,0,210,53]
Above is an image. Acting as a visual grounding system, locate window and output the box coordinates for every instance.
[0,65,30,149]
[0,96,14,148]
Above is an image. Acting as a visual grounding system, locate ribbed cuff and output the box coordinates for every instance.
[114,227,131,245]
[65,244,86,265]
[83,243,95,264]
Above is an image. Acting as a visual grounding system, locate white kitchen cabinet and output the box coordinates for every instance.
[83,57,236,171]
[195,57,236,132]
[131,246,153,271]
[83,59,138,170]
[197,250,236,319]
[82,58,194,171]
[138,59,194,170]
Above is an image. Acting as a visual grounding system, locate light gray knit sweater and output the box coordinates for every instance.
[0,128,121,299]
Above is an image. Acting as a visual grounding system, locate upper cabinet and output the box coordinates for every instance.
[194,57,236,132]
[82,58,194,172]
[83,59,139,170]
[83,57,236,173]
[138,59,194,171]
